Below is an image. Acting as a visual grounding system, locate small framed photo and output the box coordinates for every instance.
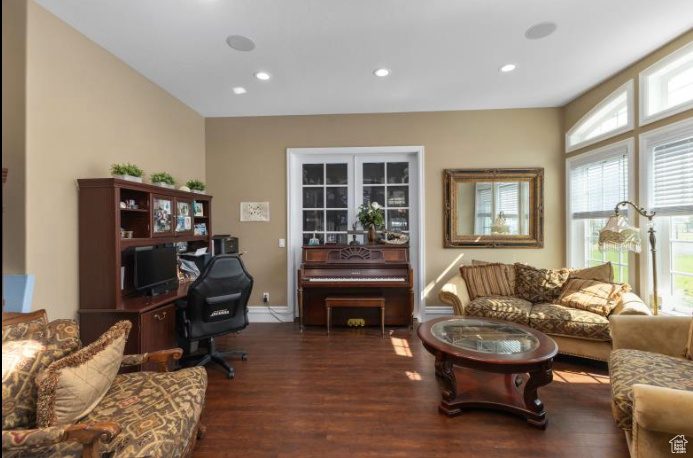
[194,202,204,217]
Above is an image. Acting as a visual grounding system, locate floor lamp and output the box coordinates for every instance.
[598,201,658,315]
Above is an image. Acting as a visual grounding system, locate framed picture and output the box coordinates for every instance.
[176,200,193,233]
[240,202,270,222]
[152,197,173,234]
[194,202,204,217]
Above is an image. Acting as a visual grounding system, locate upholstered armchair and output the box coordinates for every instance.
[609,315,693,458]
[2,311,207,458]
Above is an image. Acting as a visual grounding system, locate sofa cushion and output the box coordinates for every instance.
[3,367,208,458]
[556,278,630,317]
[36,321,131,427]
[568,262,614,283]
[514,264,570,303]
[528,303,611,341]
[471,260,517,291]
[460,264,513,300]
[609,349,693,431]
[1,319,80,430]
[466,296,533,325]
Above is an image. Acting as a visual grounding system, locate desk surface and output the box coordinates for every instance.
[79,281,193,315]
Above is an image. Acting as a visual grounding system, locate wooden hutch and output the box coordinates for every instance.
[77,178,212,368]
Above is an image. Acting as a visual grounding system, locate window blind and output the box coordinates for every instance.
[498,183,519,217]
[570,151,629,220]
[652,136,693,215]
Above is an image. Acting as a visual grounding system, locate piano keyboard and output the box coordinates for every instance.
[308,277,406,282]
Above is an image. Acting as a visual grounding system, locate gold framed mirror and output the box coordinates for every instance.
[443,168,544,248]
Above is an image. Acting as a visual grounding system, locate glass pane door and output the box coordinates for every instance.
[301,162,350,245]
[358,160,411,233]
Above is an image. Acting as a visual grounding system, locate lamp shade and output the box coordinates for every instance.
[491,211,510,234]
[598,214,642,253]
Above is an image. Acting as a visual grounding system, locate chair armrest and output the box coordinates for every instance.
[121,348,183,373]
[2,422,119,456]
[610,316,691,358]
[438,274,471,315]
[610,292,652,316]
[633,384,693,436]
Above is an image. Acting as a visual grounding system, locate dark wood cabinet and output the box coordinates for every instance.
[77,179,213,365]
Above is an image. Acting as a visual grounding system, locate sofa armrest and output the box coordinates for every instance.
[611,292,652,316]
[121,348,183,373]
[633,384,693,436]
[2,422,119,457]
[610,316,691,358]
[438,274,471,315]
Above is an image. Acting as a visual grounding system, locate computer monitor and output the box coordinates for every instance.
[134,246,178,296]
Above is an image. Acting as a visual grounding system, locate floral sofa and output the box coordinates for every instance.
[609,315,693,458]
[1,310,207,458]
[439,261,652,361]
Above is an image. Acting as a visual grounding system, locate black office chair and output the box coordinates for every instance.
[176,254,253,379]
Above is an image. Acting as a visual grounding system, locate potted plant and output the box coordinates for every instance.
[186,179,206,194]
[111,163,144,183]
[357,201,384,244]
[151,172,175,189]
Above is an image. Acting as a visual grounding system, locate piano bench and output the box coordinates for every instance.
[325,296,386,337]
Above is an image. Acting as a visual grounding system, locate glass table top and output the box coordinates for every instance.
[430,318,540,355]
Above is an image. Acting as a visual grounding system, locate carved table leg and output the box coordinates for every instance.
[434,353,460,416]
[523,360,553,429]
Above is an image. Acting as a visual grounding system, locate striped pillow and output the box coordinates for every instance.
[556,278,630,317]
[460,264,513,300]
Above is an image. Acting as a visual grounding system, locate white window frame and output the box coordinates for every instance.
[566,80,635,153]
[287,146,426,322]
[639,42,693,126]
[639,118,693,313]
[566,138,635,285]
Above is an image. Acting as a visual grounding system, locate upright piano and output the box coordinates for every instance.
[297,244,413,329]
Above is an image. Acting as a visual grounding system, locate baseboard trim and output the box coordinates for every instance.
[248,305,294,323]
[423,305,454,321]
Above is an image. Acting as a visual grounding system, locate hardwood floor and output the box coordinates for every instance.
[193,323,629,458]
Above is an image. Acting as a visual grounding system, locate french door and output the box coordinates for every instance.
[288,148,422,319]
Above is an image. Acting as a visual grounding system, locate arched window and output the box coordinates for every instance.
[640,42,693,125]
[566,80,634,152]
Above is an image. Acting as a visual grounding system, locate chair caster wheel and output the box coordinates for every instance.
[227,370,235,379]
[241,354,248,361]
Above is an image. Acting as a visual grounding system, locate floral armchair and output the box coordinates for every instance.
[2,310,207,458]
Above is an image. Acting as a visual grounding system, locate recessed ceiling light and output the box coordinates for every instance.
[254,71,271,81]
[373,68,391,77]
[233,87,247,95]
[226,35,256,52]
[499,64,517,73]
[525,22,557,40]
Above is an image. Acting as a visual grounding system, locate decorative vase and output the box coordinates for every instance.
[367,224,378,244]
[112,174,143,183]
[153,181,175,189]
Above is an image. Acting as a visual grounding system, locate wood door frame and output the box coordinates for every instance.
[287,146,426,323]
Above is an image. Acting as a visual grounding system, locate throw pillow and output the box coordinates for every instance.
[2,338,77,429]
[36,320,131,427]
[556,278,631,317]
[471,260,517,291]
[514,264,570,303]
[460,263,513,300]
[569,262,614,283]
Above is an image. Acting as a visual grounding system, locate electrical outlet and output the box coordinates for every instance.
[262,292,270,303]
[279,238,286,248]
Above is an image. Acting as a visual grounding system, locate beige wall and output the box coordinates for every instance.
[2,0,28,275]
[25,2,206,319]
[206,108,564,309]
[564,30,693,295]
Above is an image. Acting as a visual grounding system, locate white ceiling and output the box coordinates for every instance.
[35,0,693,117]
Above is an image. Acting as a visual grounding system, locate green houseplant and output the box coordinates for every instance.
[110,163,144,183]
[357,201,384,244]
[151,172,175,188]
[186,179,206,194]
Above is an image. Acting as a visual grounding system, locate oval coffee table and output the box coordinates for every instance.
[418,316,558,429]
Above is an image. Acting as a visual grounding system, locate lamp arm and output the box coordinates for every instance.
[614,201,655,220]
